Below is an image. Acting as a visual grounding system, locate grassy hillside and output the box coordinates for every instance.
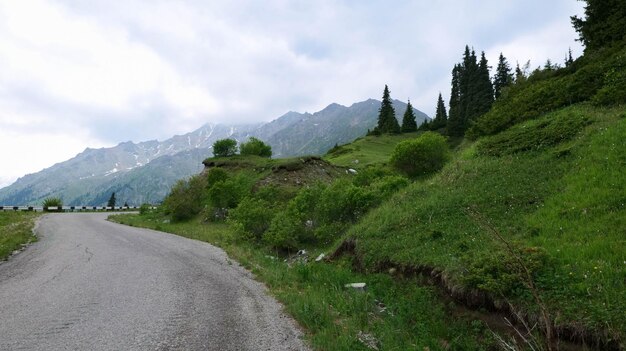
[324,132,421,169]
[346,104,625,346]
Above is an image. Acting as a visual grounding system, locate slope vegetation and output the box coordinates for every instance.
[347,104,625,346]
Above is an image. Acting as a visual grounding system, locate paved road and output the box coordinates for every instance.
[0,213,309,350]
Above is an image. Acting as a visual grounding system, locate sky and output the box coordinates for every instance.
[0,0,585,188]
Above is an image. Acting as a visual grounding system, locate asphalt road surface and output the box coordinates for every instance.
[0,213,309,351]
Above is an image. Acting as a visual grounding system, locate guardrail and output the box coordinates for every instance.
[0,205,157,212]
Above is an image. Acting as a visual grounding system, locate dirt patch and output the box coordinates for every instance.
[256,157,345,189]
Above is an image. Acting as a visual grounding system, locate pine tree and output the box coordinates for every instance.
[432,93,448,130]
[564,48,574,67]
[459,46,479,128]
[107,192,116,208]
[447,64,463,136]
[474,51,494,119]
[447,46,494,136]
[417,119,430,131]
[571,0,626,51]
[401,100,418,132]
[376,85,400,133]
[494,53,513,99]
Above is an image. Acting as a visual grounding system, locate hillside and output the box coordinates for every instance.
[347,104,625,347]
[112,37,626,349]
[323,132,421,169]
[0,99,427,206]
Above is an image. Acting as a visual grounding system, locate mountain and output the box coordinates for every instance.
[0,99,428,206]
[266,99,427,157]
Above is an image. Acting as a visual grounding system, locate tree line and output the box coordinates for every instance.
[373,0,625,139]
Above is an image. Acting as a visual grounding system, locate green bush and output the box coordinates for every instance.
[206,167,229,187]
[317,179,376,223]
[351,165,394,187]
[212,138,238,157]
[207,173,254,210]
[262,183,327,249]
[260,175,409,249]
[239,137,272,158]
[263,209,302,249]
[162,176,207,221]
[592,61,626,105]
[253,185,297,206]
[42,197,63,212]
[229,197,274,239]
[390,132,450,177]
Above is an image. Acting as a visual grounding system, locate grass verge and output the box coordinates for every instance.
[0,211,40,260]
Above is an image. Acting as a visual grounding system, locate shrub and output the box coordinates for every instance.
[207,173,254,210]
[592,62,626,105]
[229,197,274,239]
[390,132,450,177]
[352,165,394,187]
[42,197,63,212]
[253,185,297,206]
[317,179,376,223]
[262,183,328,249]
[206,167,229,187]
[212,138,238,157]
[239,137,272,158]
[263,209,302,250]
[162,176,207,221]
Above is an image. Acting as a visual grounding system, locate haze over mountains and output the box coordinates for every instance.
[0,99,427,206]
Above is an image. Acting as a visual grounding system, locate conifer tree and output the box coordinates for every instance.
[571,0,626,52]
[494,53,513,99]
[376,85,400,133]
[447,64,463,136]
[564,48,574,67]
[474,51,494,119]
[432,93,448,130]
[447,47,494,136]
[107,192,116,208]
[417,119,430,131]
[459,46,479,127]
[401,100,418,132]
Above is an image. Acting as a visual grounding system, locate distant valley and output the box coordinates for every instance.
[0,99,427,206]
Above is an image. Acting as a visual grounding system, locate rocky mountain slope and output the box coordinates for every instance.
[0,99,427,206]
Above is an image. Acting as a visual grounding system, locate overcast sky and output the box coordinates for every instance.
[0,0,584,188]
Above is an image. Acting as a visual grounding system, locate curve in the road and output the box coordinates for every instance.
[0,213,309,351]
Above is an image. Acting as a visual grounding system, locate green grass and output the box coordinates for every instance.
[110,212,490,350]
[0,211,40,260]
[324,132,421,169]
[348,104,626,340]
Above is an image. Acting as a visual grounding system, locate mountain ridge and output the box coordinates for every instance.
[0,98,428,205]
